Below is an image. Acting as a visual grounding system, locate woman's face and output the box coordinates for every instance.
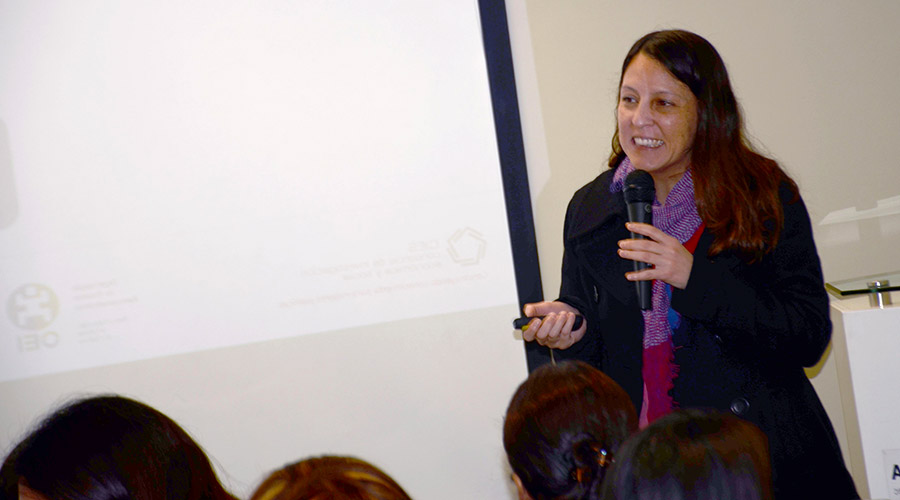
[617,53,698,185]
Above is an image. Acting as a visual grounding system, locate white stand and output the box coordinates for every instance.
[810,292,900,500]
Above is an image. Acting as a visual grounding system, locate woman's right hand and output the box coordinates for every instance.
[520,301,586,350]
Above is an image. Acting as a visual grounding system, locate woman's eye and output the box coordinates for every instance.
[621,96,637,104]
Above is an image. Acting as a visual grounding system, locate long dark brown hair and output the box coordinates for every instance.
[610,30,797,261]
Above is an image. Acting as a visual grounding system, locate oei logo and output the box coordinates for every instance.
[8,284,59,329]
[7,284,60,351]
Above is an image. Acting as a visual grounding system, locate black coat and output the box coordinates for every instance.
[553,169,859,499]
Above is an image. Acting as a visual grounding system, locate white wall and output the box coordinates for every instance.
[0,307,525,499]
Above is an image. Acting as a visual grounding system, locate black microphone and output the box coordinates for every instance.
[623,170,655,310]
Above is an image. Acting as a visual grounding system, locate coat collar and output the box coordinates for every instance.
[566,170,637,307]
[567,169,627,241]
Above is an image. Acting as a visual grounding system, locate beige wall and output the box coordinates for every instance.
[512,0,900,299]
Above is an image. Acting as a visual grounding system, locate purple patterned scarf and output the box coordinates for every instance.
[612,158,703,426]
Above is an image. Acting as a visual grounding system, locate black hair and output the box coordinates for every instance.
[0,395,236,500]
[600,409,772,500]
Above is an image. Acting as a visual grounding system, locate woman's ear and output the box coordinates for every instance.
[512,473,533,500]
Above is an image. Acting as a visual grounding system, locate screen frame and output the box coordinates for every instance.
[478,0,551,371]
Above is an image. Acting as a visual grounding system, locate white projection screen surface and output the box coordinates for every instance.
[0,2,532,499]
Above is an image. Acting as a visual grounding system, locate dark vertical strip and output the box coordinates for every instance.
[477,0,552,371]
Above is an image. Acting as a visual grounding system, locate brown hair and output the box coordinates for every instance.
[250,456,412,500]
[610,30,797,261]
[503,361,638,500]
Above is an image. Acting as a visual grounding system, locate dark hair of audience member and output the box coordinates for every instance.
[600,408,772,500]
[0,394,237,500]
[503,360,639,500]
[249,455,412,500]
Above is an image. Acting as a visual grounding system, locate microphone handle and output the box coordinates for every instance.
[626,201,653,310]
[628,233,653,310]
[635,270,652,310]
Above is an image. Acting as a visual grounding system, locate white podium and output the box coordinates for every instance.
[810,290,900,500]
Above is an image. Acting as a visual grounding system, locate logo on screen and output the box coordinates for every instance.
[7,284,59,330]
[447,227,485,265]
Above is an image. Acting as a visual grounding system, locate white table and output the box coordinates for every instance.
[810,292,900,500]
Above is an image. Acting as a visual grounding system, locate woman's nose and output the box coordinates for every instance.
[632,101,653,126]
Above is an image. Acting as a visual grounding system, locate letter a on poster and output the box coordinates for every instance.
[885,449,900,500]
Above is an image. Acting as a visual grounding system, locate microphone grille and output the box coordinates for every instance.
[623,170,655,204]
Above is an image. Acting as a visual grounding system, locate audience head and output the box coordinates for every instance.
[600,409,772,500]
[0,394,236,500]
[503,360,638,500]
[249,455,412,500]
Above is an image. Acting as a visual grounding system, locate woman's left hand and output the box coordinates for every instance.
[618,222,693,289]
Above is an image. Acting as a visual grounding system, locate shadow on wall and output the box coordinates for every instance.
[0,120,18,229]
[804,339,832,379]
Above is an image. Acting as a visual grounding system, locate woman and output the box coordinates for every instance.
[521,30,858,498]
[249,455,411,500]
[503,361,638,500]
[600,409,772,500]
[0,395,236,500]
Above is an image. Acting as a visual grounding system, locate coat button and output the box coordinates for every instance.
[730,397,750,415]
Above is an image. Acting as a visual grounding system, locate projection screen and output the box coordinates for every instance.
[0,2,536,499]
